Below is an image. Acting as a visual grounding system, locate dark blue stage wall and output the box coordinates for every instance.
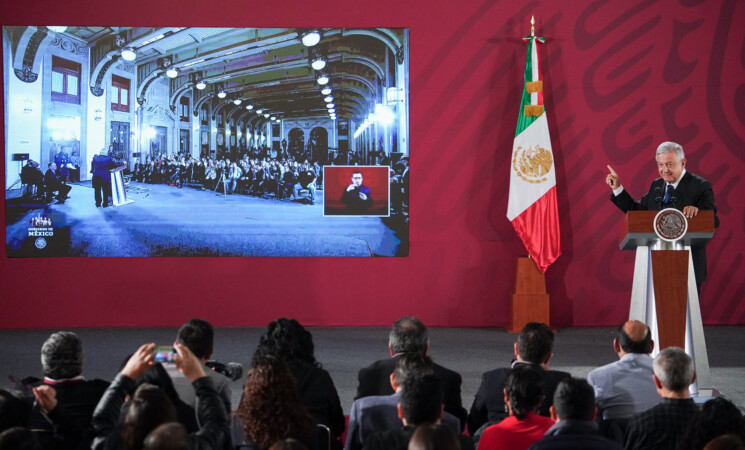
[2,0,744,328]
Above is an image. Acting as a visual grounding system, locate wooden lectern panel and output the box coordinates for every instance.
[509,257,549,333]
[651,250,689,350]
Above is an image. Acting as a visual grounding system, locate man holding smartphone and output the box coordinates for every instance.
[163,319,232,413]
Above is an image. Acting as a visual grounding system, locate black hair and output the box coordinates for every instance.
[552,377,595,421]
[617,323,652,354]
[176,319,214,359]
[394,353,434,386]
[679,397,745,450]
[0,390,31,433]
[122,384,178,450]
[408,423,461,450]
[517,322,554,364]
[253,318,318,367]
[41,331,84,379]
[389,317,428,354]
[400,373,443,426]
[0,427,42,450]
[505,365,545,420]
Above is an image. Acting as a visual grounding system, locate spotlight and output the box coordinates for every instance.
[256,109,263,114]
[301,30,321,47]
[234,99,242,105]
[316,74,329,85]
[311,57,326,71]
[326,103,334,109]
[264,113,270,118]
[324,96,333,103]
[196,81,206,90]
[321,86,332,95]
[165,67,178,78]
[120,48,136,62]
[217,90,227,99]
[246,104,254,110]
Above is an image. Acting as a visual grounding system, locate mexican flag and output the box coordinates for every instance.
[506,35,561,273]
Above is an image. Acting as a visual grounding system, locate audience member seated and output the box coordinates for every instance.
[364,373,474,450]
[356,316,467,428]
[0,390,32,433]
[24,331,110,449]
[468,322,570,438]
[91,342,229,450]
[624,347,699,450]
[477,365,554,450]
[44,162,72,202]
[162,319,232,414]
[408,423,463,450]
[233,356,318,450]
[293,164,317,204]
[253,318,344,448]
[678,397,745,450]
[587,320,659,441]
[529,378,623,450]
[0,426,43,450]
[346,353,461,450]
[20,160,44,197]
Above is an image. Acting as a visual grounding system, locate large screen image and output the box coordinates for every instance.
[3,26,409,256]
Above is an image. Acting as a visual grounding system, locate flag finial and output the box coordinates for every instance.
[530,16,535,37]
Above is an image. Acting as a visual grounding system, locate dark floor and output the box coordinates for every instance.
[5,182,407,257]
[1,326,743,413]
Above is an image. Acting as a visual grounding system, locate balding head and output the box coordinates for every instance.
[143,423,188,450]
[615,320,653,356]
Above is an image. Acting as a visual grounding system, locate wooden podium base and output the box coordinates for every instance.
[508,257,550,333]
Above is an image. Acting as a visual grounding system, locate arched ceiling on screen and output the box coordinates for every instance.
[9,26,404,122]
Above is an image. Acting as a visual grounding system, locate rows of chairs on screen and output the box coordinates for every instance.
[1,317,742,450]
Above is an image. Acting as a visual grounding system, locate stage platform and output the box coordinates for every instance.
[1,326,743,414]
[5,181,406,257]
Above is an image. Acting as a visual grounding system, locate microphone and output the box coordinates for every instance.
[668,196,678,207]
[654,186,663,206]
[205,360,244,381]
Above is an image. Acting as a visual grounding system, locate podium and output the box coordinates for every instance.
[619,210,715,395]
[110,166,134,207]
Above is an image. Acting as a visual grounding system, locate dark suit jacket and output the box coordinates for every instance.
[528,420,623,450]
[345,391,461,450]
[364,425,474,450]
[467,363,571,435]
[610,171,718,282]
[355,355,467,428]
[289,361,345,442]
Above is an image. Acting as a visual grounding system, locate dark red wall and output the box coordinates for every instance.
[2,0,744,328]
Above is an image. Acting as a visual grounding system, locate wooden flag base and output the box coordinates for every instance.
[508,257,550,333]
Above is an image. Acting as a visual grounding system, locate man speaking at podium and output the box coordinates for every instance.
[605,142,719,290]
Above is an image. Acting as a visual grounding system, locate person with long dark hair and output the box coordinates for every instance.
[253,318,345,446]
[233,356,317,450]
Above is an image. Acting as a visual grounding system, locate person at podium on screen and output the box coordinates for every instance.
[605,141,719,290]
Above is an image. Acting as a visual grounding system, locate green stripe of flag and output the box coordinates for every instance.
[515,36,540,138]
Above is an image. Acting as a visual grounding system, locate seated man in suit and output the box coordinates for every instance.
[346,353,461,450]
[44,162,71,202]
[355,316,467,428]
[468,322,571,437]
[363,373,474,450]
[529,378,623,450]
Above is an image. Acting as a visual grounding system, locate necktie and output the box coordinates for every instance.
[663,184,674,207]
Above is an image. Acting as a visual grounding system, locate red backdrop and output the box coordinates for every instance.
[2,0,745,328]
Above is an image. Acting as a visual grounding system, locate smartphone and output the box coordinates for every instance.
[153,346,176,363]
